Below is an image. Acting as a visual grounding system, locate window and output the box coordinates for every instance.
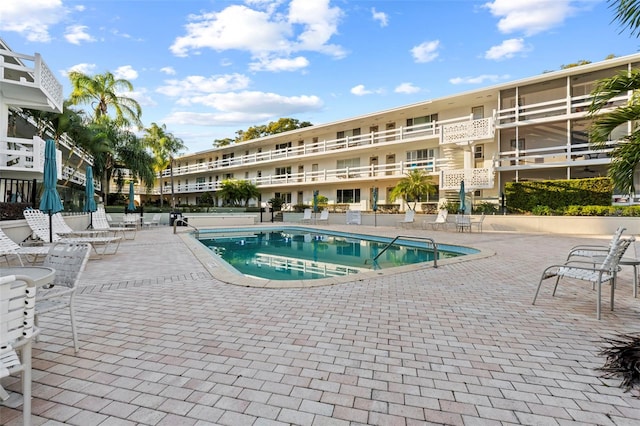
[406,149,435,163]
[275,142,291,151]
[224,173,233,179]
[275,192,291,203]
[474,145,484,159]
[406,114,438,127]
[245,172,249,179]
[257,170,262,178]
[472,106,484,120]
[337,158,360,168]
[275,167,291,176]
[337,128,361,139]
[222,153,234,160]
[337,189,361,203]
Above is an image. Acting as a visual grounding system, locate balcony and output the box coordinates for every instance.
[494,141,615,170]
[0,48,63,112]
[440,116,495,145]
[440,168,494,191]
[164,115,495,178]
[0,135,48,179]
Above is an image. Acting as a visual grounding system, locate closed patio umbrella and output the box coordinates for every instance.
[459,180,466,214]
[84,165,97,228]
[39,139,63,242]
[372,187,378,227]
[128,181,135,212]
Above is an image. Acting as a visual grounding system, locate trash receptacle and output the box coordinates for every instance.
[169,211,183,226]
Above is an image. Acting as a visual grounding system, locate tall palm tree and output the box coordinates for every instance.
[143,123,185,209]
[68,71,143,129]
[589,0,640,194]
[389,169,436,211]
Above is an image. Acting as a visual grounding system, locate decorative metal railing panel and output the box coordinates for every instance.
[440,117,494,145]
[440,168,494,190]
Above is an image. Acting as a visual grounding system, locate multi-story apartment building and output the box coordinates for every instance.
[1,38,93,212]
[147,53,637,212]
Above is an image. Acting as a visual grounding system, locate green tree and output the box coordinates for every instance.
[68,71,142,128]
[89,117,155,202]
[143,123,186,209]
[216,179,260,207]
[235,118,313,142]
[588,0,640,194]
[389,169,436,211]
[214,137,234,147]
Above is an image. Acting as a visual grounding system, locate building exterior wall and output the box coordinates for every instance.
[133,53,640,211]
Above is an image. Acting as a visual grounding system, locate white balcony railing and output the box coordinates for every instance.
[440,168,494,191]
[440,116,495,145]
[0,135,46,174]
[164,118,487,178]
[139,159,492,196]
[0,49,64,112]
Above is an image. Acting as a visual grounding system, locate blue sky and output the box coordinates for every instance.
[2,0,640,153]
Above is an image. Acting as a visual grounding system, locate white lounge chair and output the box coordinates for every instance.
[23,209,122,255]
[0,228,49,266]
[36,242,91,353]
[423,209,448,230]
[0,273,38,426]
[316,209,329,224]
[144,214,162,227]
[93,206,136,240]
[299,208,312,223]
[533,236,634,319]
[397,210,415,228]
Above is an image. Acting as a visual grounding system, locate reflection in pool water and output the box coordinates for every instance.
[198,228,477,281]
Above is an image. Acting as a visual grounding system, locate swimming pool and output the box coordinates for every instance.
[196,227,479,282]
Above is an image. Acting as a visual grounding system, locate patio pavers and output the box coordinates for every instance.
[1,224,640,425]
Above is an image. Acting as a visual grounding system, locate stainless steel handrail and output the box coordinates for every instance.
[369,235,438,269]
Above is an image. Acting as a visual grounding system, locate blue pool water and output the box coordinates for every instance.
[197,227,478,281]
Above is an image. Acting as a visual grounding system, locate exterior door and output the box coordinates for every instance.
[386,154,395,176]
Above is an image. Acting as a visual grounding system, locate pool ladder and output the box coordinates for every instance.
[173,218,200,239]
[366,235,438,269]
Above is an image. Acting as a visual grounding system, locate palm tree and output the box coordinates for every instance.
[143,123,185,209]
[68,71,142,129]
[588,0,640,194]
[389,169,436,211]
[89,117,155,202]
[237,180,260,207]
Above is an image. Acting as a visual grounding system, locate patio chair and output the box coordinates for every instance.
[470,213,486,233]
[423,209,448,230]
[0,228,49,266]
[36,242,91,353]
[397,210,415,228]
[564,226,626,261]
[23,209,122,255]
[532,236,634,319]
[316,209,329,224]
[93,206,136,240]
[299,208,312,224]
[144,214,162,227]
[455,214,471,232]
[0,273,38,426]
[52,212,109,238]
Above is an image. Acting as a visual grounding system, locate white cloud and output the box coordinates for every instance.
[394,83,420,94]
[371,8,388,27]
[129,88,157,107]
[64,25,95,45]
[170,1,345,63]
[0,0,68,42]
[156,74,251,97]
[411,40,440,63]
[484,0,575,36]
[163,91,323,126]
[351,85,384,96]
[160,67,177,75]
[114,65,139,80]
[64,63,97,76]
[249,56,310,72]
[484,38,526,60]
[449,74,510,85]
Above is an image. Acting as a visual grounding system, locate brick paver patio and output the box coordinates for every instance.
[1,224,639,425]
